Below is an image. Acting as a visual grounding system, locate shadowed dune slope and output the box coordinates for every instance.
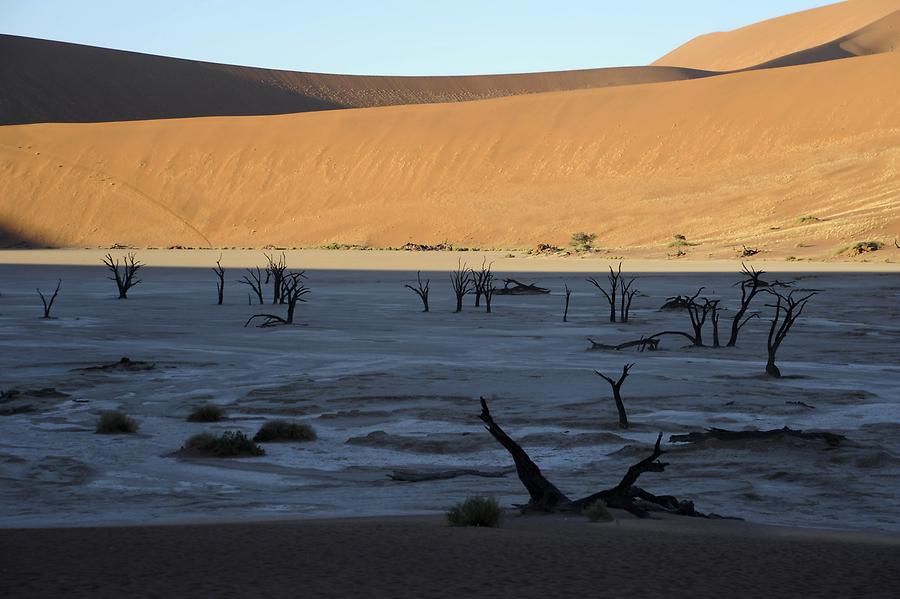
[655,0,900,71]
[0,35,710,125]
[1,51,899,255]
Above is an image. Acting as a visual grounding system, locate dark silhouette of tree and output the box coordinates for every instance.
[37,279,61,318]
[450,260,472,313]
[213,255,225,305]
[587,262,623,322]
[102,253,142,299]
[765,289,815,377]
[239,267,264,304]
[404,271,430,312]
[595,363,634,428]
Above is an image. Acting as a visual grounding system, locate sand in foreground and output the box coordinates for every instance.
[2,514,898,598]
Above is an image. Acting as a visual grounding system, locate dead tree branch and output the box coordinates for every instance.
[595,363,634,428]
[588,337,659,352]
[563,283,572,322]
[495,279,550,295]
[670,427,845,448]
[450,259,472,313]
[726,264,788,347]
[213,255,225,305]
[765,289,815,377]
[102,253,142,299]
[37,279,61,318]
[471,258,493,307]
[404,271,430,312]
[239,267,265,305]
[587,262,623,322]
[620,277,638,322]
[264,252,287,304]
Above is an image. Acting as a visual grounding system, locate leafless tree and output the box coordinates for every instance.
[245,272,310,327]
[587,262,623,322]
[239,267,265,304]
[471,258,493,307]
[37,279,61,318]
[595,363,634,428]
[450,260,472,313]
[265,252,287,304]
[102,253,142,299]
[483,272,496,313]
[213,255,225,305]
[765,289,815,377]
[709,299,722,347]
[563,283,572,322]
[619,277,638,322]
[404,271,430,312]
[726,264,768,346]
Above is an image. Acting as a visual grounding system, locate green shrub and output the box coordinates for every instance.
[446,496,502,527]
[570,232,597,252]
[183,431,265,457]
[187,404,225,422]
[95,411,139,434]
[583,499,614,523]
[253,420,317,443]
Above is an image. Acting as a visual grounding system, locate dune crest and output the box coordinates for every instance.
[655,0,900,71]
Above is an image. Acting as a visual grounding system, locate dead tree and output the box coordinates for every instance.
[726,264,766,347]
[450,260,472,313]
[708,299,721,347]
[404,271,430,312]
[102,253,142,299]
[765,289,815,377]
[495,279,550,295]
[595,364,634,428]
[213,255,225,305]
[647,289,708,347]
[587,262,623,323]
[619,277,638,322]
[483,272,496,313]
[239,267,265,304]
[563,284,572,322]
[588,337,658,352]
[37,279,61,318]
[265,253,287,304]
[245,272,310,327]
[471,259,493,307]
[478,398,712,518]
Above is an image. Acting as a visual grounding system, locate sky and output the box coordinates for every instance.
[2,1,833,75]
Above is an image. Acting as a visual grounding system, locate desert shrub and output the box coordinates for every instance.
[583,499,614,523]
[570,232,597,252]
[837,241,883,256]
[95,410,139,434]
[446,496,502,527]
[187,404,225,422]
[253,420,317,443]
[797,215,820,224]
[183,431,265,457]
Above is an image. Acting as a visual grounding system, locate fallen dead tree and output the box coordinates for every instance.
[495,279,550,295]
[587,337,659,352]
[478,397,718,518]
[75,357,156,372]
[389,468,514,482]
[670,427,845,448]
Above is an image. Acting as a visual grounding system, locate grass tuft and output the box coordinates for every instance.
[446,496,502,527]
[182,431,265,457]
[95,411,139,434]
[253,420,317,443]
[186,404,225,422]
[583,499,615,523]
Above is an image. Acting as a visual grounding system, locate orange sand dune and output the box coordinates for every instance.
[655,0,900,71]
[0,34,709,126]
[2,49,899,256]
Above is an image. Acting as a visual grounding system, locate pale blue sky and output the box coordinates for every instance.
[2,1,831,75]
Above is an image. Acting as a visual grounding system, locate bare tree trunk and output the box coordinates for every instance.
[450,260,472,313]
[239,267,265,304]
[587,262,622,323]
[619,277,638,322]
[37,279,61,318]
[484,274,495,313]
[213,255,225,305]
[265,252,287,304]
[595,364,633,428]
[765,289,815,377]
[102,253,142,299]
[563,283,571,322]
[404,271,430,312]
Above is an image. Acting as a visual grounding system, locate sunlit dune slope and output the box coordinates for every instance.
[654,0,900,71]
[0,35,710,125]
[2,50,899,256]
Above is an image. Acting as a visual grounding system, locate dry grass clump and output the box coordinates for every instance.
[253,420,317,443]
[837,241,883,256]
[95,411,139,434]
[181,431,265,457]
[446,496,502,527]
[583,499,615,523]
[187,404,225,422]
